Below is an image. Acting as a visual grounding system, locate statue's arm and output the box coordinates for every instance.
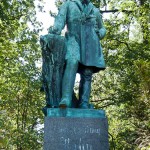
[50,2,68,35]
[95,9,106,40]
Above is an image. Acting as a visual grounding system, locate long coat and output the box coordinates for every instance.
[53,0,106,73]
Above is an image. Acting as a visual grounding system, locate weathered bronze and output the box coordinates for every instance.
[40,0,106,111]
[40,34,66,110]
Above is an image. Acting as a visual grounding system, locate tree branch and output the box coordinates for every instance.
[91,98,113,102]
[100,9,133,14]
[109,132,116,150]
[112,38,131,51]
[98,102,116,108]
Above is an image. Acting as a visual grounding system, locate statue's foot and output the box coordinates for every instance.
[79,103,89,109]
[79,103,94,109]
[89,103,94,109]
[59,99,71,108]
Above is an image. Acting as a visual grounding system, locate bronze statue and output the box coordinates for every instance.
[40,0,106,111]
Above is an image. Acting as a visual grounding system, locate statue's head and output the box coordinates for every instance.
[81,0,90,4]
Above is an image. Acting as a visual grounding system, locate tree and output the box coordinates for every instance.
[0,0,45,149]
[90,0,150,149]
[1,0,149,149]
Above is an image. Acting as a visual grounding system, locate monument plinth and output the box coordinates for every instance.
[44,109,109,150]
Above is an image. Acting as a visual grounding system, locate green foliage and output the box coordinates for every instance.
[0,0,45,149]
[0,0,149,149]
[91,0,150,149]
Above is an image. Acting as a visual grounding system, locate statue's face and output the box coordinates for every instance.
[81,0,90,4]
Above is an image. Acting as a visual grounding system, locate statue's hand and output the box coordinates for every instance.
[94,24,104,40]
[48,26,61,35]
[94,24,101,39]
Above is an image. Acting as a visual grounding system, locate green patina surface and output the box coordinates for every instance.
[40,0,106,109]
[46,108,106,118]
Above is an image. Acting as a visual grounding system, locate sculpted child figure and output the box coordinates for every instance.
[50,0,106,108]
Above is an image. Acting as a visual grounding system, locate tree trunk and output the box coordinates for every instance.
[40,34,66,108]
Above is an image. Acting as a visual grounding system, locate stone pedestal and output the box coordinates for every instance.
[44,108,109,150]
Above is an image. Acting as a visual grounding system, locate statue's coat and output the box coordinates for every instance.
[53,0,106,72]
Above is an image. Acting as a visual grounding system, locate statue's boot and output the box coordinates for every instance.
[79,68,93,109]
[59,60,78,108]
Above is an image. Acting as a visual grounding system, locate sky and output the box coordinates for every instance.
[35,0,58,35]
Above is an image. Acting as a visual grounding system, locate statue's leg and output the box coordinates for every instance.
[79,67,93,109]
[59,59,78,108]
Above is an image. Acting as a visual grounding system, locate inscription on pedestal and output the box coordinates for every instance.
[56,126,101,150]
[44,116,109,150]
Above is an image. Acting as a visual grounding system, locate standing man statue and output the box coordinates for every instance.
[49,0,106,108]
